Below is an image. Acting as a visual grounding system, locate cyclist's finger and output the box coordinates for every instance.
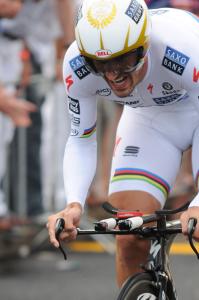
[60,228,77,241]
[64,215,76,232]
[47,218,60,248]
[180,212,189,234]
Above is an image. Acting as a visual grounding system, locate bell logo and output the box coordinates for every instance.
[95,49,112,58]
[137,293,156,300]
[193,68,199,83]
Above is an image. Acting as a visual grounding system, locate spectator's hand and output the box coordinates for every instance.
[180,207,199,241]
[0,88,37,127]
[0,0,23,18]
[47,202,83,248]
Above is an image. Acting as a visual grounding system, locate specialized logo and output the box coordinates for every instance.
[162,82,173,90]
[137,294,156,300]
[124,146,140,156]
[96,88,111,96]
[68,96,80,114]
[147,83,154,94]
[193,67,199,83]
[113,136,122,156]
[125,0,143,24]
[153,94,182,105]
[87,0,116,29]
[70,55,90,79]
[162,46,190,75]
[65,75,74,92]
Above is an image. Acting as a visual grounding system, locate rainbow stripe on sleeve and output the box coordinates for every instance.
[111,168,170,198]
[80,123,96,138]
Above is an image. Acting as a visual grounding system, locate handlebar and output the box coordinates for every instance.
[55,201,198,260]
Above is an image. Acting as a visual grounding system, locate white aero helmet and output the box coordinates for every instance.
[75,0,151,60]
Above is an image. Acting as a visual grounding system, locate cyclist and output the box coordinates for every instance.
[47,0,199,286]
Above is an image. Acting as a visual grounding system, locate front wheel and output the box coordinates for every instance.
[117,272,168,300]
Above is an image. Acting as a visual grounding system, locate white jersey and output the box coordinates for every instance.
[62,8,199,207]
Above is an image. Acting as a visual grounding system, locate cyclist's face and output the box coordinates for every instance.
[88,51,146,97]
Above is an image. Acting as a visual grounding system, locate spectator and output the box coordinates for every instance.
[0,0,36,229]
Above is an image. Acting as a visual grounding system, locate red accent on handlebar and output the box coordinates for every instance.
[116,211,143,219]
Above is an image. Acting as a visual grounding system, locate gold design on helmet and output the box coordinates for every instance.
[100,31,105,49]
[124,25,131,50]
[87,0,117,29]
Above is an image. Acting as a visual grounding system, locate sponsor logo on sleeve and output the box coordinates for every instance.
[162,47,190,75]
[65,75,74,92]
[69,55,90,79]
[125,0,143,24]
[193,67,199,83]
[68,96,80,114]
[70,114,80,127]
[70,129,79,136]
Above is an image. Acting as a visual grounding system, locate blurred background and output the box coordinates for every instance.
[0,1,199,299]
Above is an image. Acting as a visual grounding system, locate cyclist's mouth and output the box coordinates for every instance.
[107,75,129,91]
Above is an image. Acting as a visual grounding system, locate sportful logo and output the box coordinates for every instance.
[124,146,140,156]
[69,55,90,79]
[162,46,190,75]
[125,0,143,24]
[137,294,156,300]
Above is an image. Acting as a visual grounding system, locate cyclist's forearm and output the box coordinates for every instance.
[63,138,97,207]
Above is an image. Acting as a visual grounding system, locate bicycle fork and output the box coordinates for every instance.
[146,236,178,300]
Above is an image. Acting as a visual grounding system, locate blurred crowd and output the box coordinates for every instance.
[0,0,76,231]
[0,0,198,237]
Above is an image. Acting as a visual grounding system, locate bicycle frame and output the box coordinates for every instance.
[144,218,179,300]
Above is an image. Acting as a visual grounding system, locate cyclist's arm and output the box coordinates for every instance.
[48,43,98,246]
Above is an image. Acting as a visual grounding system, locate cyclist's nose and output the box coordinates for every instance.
[104,70,122,80]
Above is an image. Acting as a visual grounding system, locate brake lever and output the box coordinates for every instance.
[187,218,199,259]
[55,218,67,260]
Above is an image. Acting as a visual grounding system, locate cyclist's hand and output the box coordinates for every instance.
[180,207,199,241]
[47,202,83,248]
